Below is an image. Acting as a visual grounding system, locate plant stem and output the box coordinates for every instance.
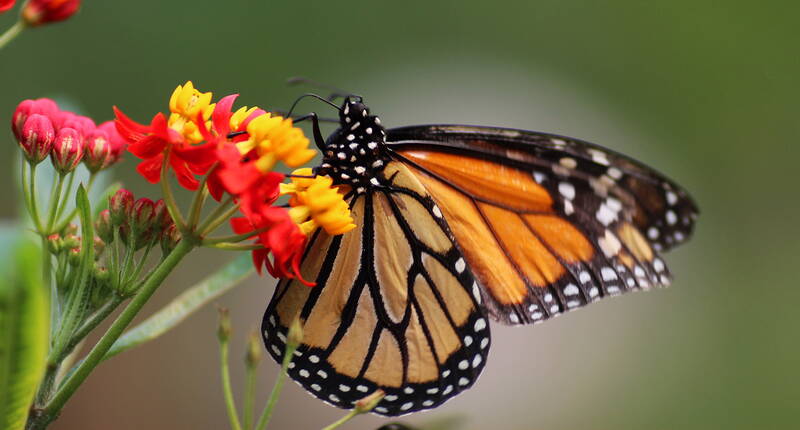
[188,168,213,229]
[220,338,243,430]
[62,295,124,361]
[254,341,297,430]
[198,197,238,236]
[31,238,195,429]
[207,243,264,251]
[45,173,65,233]
[28,163,44,232]
[321,410,360,430]
[243,364,257,430]
[0,20,25,50]
[202,227,269,246]
[160,152,187,232]
[53,171,76,225]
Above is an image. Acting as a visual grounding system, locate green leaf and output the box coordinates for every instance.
[104,253,255,360]
[0,233,49,430]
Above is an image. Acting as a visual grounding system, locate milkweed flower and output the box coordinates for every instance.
[280,168,356,236]
[20,113,55,164]
[22,0,80,26]
[168,81,214,144]
[51,127,84,173]
[114,107,217,190]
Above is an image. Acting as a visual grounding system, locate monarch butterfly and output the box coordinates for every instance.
[262,95,698,416]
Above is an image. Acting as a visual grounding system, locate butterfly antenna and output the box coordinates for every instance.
[286,93,341,118]
[287,77,362,102]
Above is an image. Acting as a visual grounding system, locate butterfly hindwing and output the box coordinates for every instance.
[262,162,489,416]
[387,125,697,325]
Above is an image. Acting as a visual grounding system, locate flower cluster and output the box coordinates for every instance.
[12,98,126,173]
[21,0,81,26]
[114,81,356,282]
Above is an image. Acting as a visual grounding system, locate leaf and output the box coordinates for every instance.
[104,253,255,360]
[0,233,49,430]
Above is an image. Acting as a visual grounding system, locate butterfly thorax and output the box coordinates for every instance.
[316,98,390,193]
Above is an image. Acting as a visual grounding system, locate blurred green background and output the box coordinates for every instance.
[2,1,799,429]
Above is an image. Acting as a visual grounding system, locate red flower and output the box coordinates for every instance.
[12,98,59,142]
[0,0,16,13]
[114,107,217,191]
[230,206,310,285]
[22,0,80,26]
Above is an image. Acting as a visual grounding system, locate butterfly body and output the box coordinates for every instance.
[263,97,698,415]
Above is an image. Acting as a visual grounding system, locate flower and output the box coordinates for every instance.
[22,0,80,26]
[280,168,356,236]
[20,113,55,163]
[0,0,16,13]
[168,81,214,144]
[230,206,309,284]
[114,107,217,190]
[51,127,84,173]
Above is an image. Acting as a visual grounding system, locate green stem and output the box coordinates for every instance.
[198,197,237,235]
[51,172,94,234]
[188,166,214,229]
[321,410,360,430]
[160,152,187,232]
[53,171,76,225]
[254,342,297,430]
[207,243,264,251]
[0,20,25,50]
[119,228,137,289]
[45,173,65,233]
[32,238,195,429]
[220,339,243,430]
[243,364,257,430]
[202,227,269,246]
[127,241,155,287]
[29,163,44,232]
[61,295,124,361]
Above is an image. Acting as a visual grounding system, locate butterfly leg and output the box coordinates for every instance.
[293,112,327,151]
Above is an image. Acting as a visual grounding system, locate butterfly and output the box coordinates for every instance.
[261,95,698,416]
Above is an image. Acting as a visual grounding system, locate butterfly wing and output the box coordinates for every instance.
[262,161,489,416]
[387,124,698,325]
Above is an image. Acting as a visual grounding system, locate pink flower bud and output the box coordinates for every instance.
[12,98,59,141]
[83,128,112,172]
[109,189,134,226]
[152,199,173,233]
[51,127,84,173]
[95,209,114,243]
[98,121,126,165]
[22,0,80,27]
[60,113,95,138]
[0,0,16,13]
[161,224,181,254]
[132,197,155,232]
[20,114,55,163]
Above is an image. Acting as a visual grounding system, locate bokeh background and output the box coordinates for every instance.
[2,1,799,429]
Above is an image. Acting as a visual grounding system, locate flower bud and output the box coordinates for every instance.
[51,127,84,174]
[98,121,126,166]
[22,0,80,27]
[46,233,62,254]
[83,128,112,172]
[245,330,263,368]
[160,224,181,254]
[109,189,134,226]
[0,1,16,13]
[68,247,81,266]
[217,307,231,343]
[94,265,110,283]
[152,199,172,233]
[287,316,304,350]
[20,114,55,163]
[95,209,114,244]
[132,197,155,232]
[63,223,78,236]
[62,234,80,250]
[354,389,385,414]
[94,236,105,257]
[12,98,59,141]
[59,113,95,139]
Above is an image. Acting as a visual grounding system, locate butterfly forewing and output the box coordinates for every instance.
[262,162,490,416]
[387,125,696,325]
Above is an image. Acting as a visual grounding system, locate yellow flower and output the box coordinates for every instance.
[237,114,317,173]
[229,106,261,132]
[167,81,214,143]
[281,168,356,236]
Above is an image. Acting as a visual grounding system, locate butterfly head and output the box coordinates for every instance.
[317,97,390,193]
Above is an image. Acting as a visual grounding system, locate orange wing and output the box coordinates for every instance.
[262,162,489,416]
[388,125,697,325]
